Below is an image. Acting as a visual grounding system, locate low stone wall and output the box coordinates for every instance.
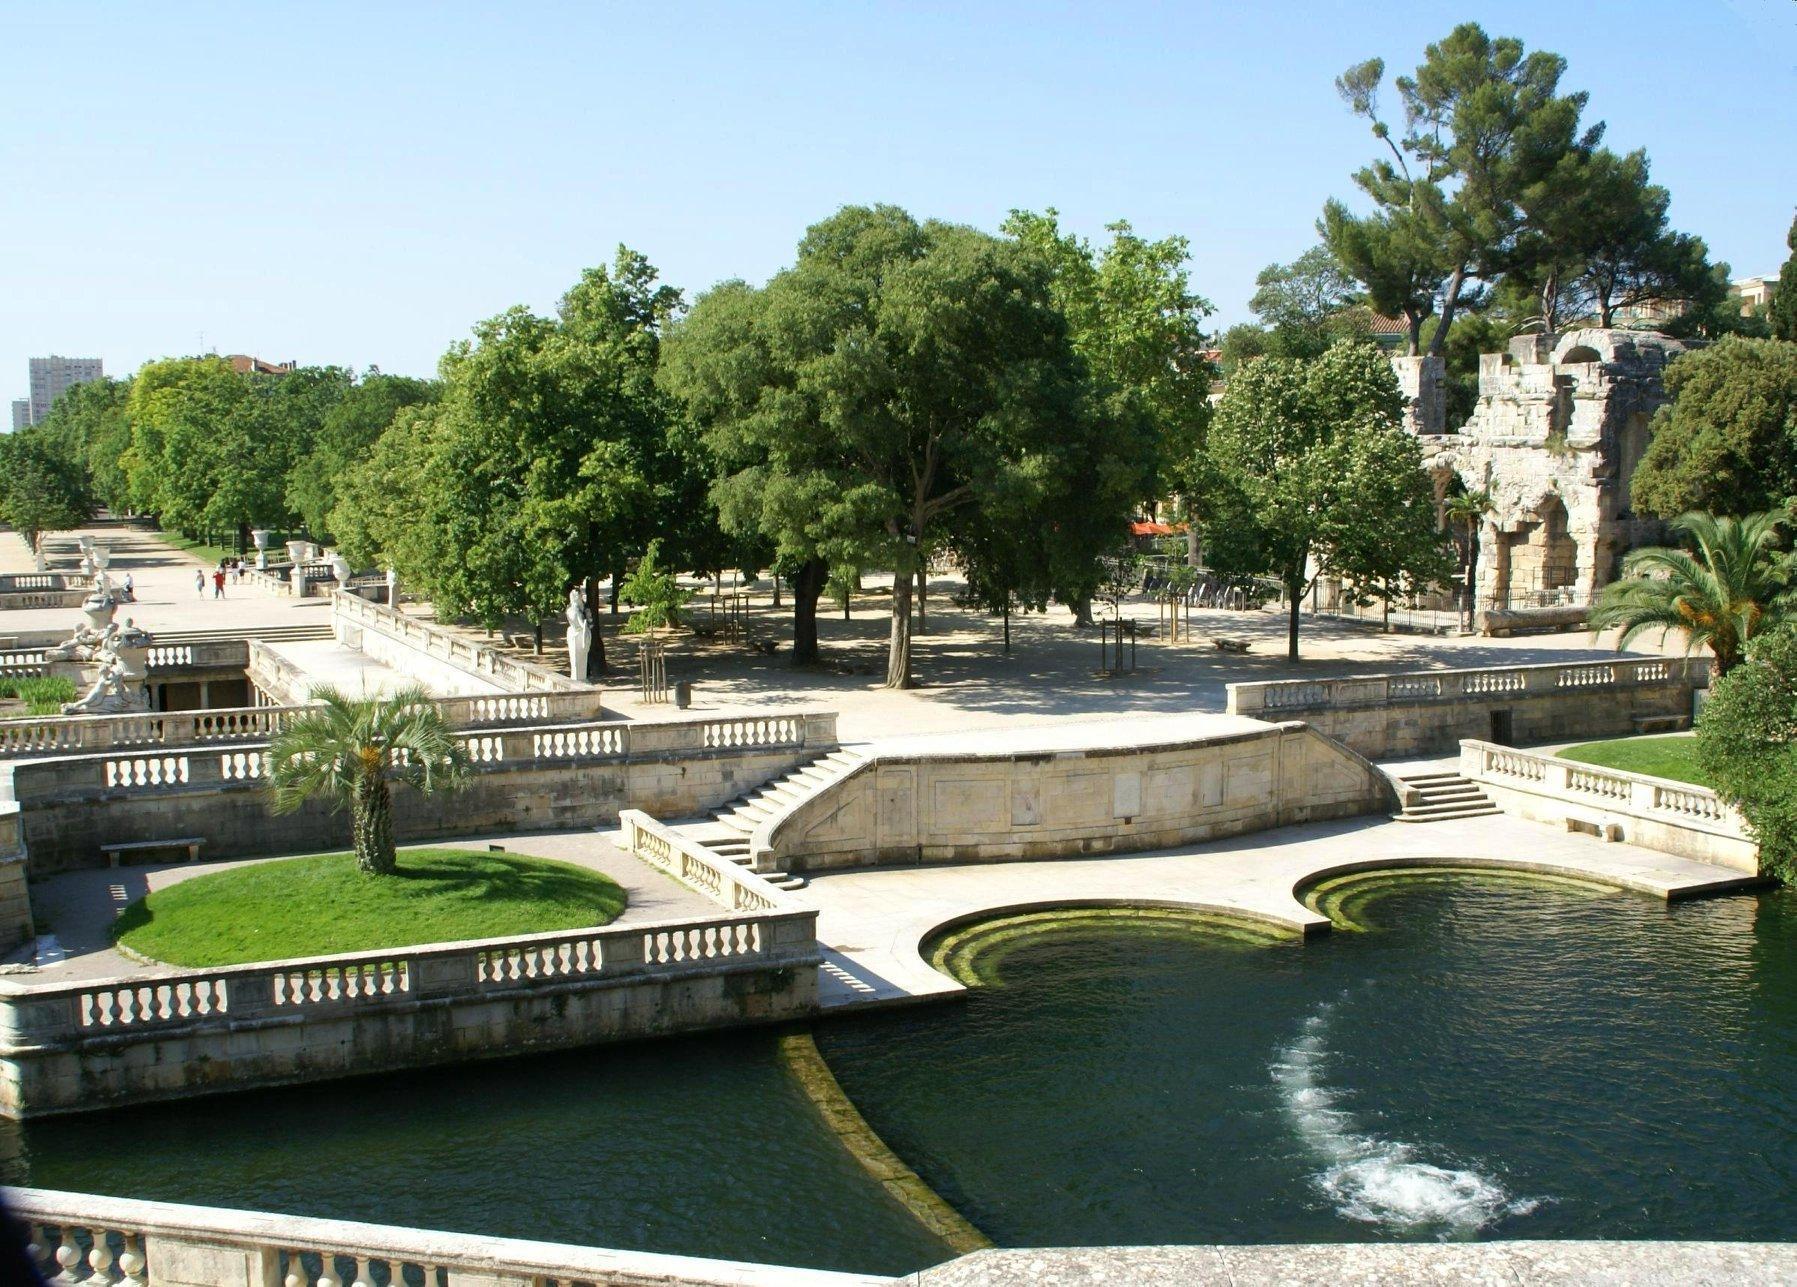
[1226,657,1706,760]
[333,591,581,694]
[0,807,31,954]
[0,687,607,758]
[8,1187,883,1287]
[0,907,821,1116]
[0,588,87,611]
[11,712,836,874]
[763,718,1392,872]
[1460,739,1758,873]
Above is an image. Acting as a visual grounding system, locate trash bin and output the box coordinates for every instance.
[674,681,693,709]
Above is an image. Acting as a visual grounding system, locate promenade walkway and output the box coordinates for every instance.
[801,810,1761,1010]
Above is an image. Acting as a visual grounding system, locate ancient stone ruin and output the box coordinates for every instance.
[1403,328,1685,635]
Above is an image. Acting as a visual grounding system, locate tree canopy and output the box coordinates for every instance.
[1698,624,1797,881]
[1193,340,1451,659]
[0,428,92,551]
[1629,337,1797,518]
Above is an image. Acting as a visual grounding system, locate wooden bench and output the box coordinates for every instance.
[1213,637,1252,654]
[102,837,205,868]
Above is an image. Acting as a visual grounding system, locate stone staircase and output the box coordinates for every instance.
[687,748,869,891]
[1393,770,1500,823]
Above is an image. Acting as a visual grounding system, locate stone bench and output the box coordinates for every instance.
[1632,714,1688,734]
[101,837,205,868]
[1213,637,1252,654]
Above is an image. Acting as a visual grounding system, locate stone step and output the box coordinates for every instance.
[1399,771,1467,785]
[1394,804,1502,823]
[1413,787,1485,803]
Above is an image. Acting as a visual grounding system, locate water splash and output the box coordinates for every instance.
[1272,1007,1540,1232]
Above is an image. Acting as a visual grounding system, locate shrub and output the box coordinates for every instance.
[1697,625,1797,880]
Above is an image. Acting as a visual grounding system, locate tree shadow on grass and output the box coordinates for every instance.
[388,852,628,914]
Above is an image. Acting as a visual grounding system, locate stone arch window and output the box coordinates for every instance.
[1560,344,1602,365]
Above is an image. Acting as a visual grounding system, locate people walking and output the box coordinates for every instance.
[122,573,135,602]
[212,568,226,599]
[194,569,206,597]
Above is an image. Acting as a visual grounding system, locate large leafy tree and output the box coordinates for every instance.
[1244,245,1370,360]
[1772,213,1797,344]
[0,429,92,552]
[344,249,709,658]
[1325,24,1603,356]
[1194,340,1451,660]
[665,205,1096,687]
[268,684,470,876]
[1001,209,1213,615]
[1697,624,1797,881]
[1630,338,1797,518]
[288,372,438,541]
[28,376,133,512]
[1590,511,1793,677]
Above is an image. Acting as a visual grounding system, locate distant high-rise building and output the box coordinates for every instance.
[9,400,29,432]
[14,355,104,427]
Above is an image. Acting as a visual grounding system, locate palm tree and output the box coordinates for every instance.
[1441,487,1492,629]
[1589,511,1794,676]
[268,684,470,875]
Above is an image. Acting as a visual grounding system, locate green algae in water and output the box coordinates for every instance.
[1302,865,1618,932]
[927,905,1297,987]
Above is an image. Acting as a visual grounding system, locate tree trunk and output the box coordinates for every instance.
[1003,599,1011,654]
[1071,595,1095,628]
[609,569,621,615]
[1598,295,1615,329]
[585,576,607,676]
[885,571,914,689]
[1286,574,1304,662]
[533,621,543,655]
[916,566,927,629]
[351,774,396,875]
[1405,310,1424,357]
[791,557,826,666]
[1427,264,1469,357]
[773,572,782,610]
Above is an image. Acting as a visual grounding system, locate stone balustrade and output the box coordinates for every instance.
[332,591,584,693]
[1459,738,1757,873]
[0,589,89,611]
[0,573,90,593]
[622,809,787,913]
[0,648,51,678]
[1227,657,1708,759]
[7,1187,881,1287]
[0,689,611,758]
[0,902,821,1114]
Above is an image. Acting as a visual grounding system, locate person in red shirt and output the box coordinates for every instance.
[212,568,226,599]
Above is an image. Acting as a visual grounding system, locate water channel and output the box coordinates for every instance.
[7,872,1794,1276]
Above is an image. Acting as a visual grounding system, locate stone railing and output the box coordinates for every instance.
[1227,657,1708,759]
[0,647,50,678]
[0,589,88,611]
[1460,739,1758,872]
[1229,656,1706,715]
[0,573,89,593]
[142,639,250,672]
[332,591,584,693]
[0,690,611,758]
[238,565,296,597]
[0,906,815,1048]
[621,809,788,913]
[7,1187,880,1287]
[7,711,835,803]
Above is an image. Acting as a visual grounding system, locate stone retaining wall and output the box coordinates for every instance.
[0,807,31,954]
[0,909,820,1116]
[1460,739,1758,872]
[764,719,1391,872]
[12,712,836,875]
[1227,657,1705,760]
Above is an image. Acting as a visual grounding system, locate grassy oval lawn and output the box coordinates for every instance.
[1556,734,1708,787]
[112,849,628,967]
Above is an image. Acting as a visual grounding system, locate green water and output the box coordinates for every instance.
[8,874,1796,1273]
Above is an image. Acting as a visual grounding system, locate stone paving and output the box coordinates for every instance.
[910,1240,1797,1285]
[801,809,1762,1010]
[16,829,712,980]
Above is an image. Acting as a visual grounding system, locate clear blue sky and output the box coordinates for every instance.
[4,1,1793,405]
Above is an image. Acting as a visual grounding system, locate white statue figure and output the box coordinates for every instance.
[386,566,400,606]
[61,655,131,715]
[33,537,48,573]
[565,586,593,682]
[46,591,119,661]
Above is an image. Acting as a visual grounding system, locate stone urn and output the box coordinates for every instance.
[77,535,95,556]
[80,591,117,635]
[111,620,154,682]
[330,552,353,591]
[285,540,313,565]
[90,543,111,571]
[252,529,273,570]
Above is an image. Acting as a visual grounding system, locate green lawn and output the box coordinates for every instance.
[0,676,78,716]
[1556,735,1708,787]
[112,848,628,967]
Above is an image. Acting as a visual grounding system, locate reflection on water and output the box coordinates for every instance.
[8,876,1794,1270]
[818,879,1797,1248]
[1273,1003,1538,1231]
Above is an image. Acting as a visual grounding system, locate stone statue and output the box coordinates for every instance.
[45,589,119,661]
[56,619,152,715]
[386,566,400,606]
[565,587,593,682]
[61,655,131,715]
